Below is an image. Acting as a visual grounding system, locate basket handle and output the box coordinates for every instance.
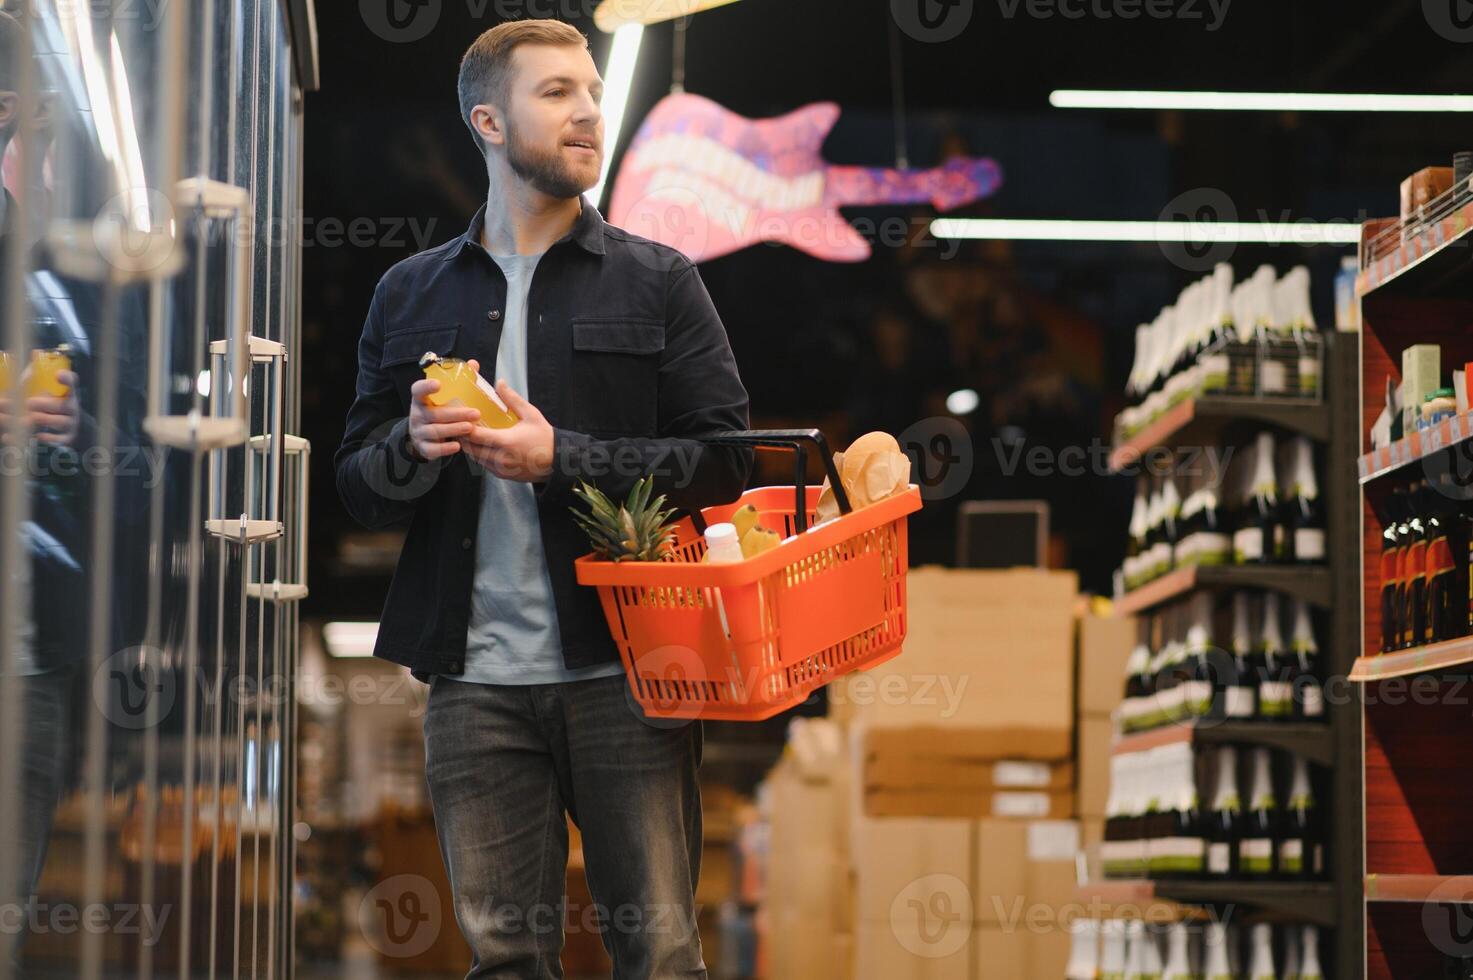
[691,429,852,536]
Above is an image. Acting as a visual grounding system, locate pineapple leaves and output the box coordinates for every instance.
[571,475,680,562]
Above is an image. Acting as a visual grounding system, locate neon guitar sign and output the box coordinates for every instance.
[608,93,1002,263]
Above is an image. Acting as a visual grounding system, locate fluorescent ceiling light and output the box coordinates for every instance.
[594,0,744,31]
[590,23,644,209]
[930,218,1361,245]
[322,621,378,659]
[1050,90,1473,112]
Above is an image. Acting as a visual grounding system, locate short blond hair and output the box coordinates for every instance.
[458,19,588,152]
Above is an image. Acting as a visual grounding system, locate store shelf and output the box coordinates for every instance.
[1079,879,1335,926]
[1110,396,1330,473]
[1113,720,1334,766]
[1114,564,1332,617]
[1357,200,1473,299]
[1350,636,1473,682]
[1357,410,1473,483]
[1364,874,1473,903]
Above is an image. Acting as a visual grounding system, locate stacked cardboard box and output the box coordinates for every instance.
[850,816,1081,979]
[832,567,1080,822]
[1076,613,1133,854]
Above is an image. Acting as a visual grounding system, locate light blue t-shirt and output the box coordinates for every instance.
[461,251,625,686]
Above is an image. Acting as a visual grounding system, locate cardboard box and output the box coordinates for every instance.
[1077,615,1136,716]
[1402,343,1442,435]
[974,820,1027,925]
[854,816,974,923]
[840,568,1078,734]
[973,924,1026,979]
[855,918,978,980]
[866,755,1074,792]
[1401,166,1455,222]
[862,725,1073,764]
[865,787,1073,820]
[1077,713,1115,819]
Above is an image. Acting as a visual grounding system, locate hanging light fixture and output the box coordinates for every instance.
[594,0,745,31]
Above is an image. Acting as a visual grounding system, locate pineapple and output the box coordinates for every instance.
[570,475,680,562]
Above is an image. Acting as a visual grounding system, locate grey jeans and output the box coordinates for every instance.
[423,673,707,980]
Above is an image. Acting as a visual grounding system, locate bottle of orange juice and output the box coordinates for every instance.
[418,352,518,429]
[26,345,72,399]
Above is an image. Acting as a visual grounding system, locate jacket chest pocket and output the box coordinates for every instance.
[570,317,663,437]
[379,324,461,401]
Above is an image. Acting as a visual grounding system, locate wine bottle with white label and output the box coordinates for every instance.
[1257,593,1294,721]
[1279,754,1323,880]
[1299,925,1324,980]
[1156,743,1205,879]
[1288,599,1325,722]
[1234,432,1280,564]
[1205,746,1241,879]
[1239,748,1278,878]
[1203,921,1234,980]
[1099,919,1127,980]
[1162,922,1194,980]
[1283,436,1324,563]
[1183,594,1216,719]
[1226,593,1259,719]
[1126,478,1150,590]
[1065,919,1101,980]
[1247,923,1278,980]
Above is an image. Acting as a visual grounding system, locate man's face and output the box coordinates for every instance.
[499,43,604,199]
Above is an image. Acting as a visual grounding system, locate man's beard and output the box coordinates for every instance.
[505,123,594,200]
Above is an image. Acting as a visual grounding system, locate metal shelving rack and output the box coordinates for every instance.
[1094,337,1363,975]
[1353,189,1473,978]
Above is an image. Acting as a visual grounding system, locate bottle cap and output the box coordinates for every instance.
[703,522,744,563]
[418,351,443,368]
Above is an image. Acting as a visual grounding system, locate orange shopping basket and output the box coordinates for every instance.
[573,429,921,721]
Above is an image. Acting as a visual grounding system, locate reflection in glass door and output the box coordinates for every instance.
[0,2,313,978]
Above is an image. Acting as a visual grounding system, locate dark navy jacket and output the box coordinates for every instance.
[334,199,752,678]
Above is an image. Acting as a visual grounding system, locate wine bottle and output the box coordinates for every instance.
[1227,593,1258,719]
[1161,475,1182,579]
[1203,922,1233,980]
[1288,599,1325,722]
[1299,926,1323,980]
[1257,593,1293,721]
[1124,631,1154,734]
[1391,487,1413,648]
[1278,754,1323,880]
[1157,607,1191,726]
[1145,478,1165,584]
[1281,924,1300,980]
[1141,749,1166,880]
[1155,743,1205,879]
[1282,436,1325,563]
[1239,748,1277,878]
[1234,432,1280,564]
[1182,594,1215,719]
[1381,499,1403,654]
[1103,755,1129,879]
[1402,485,1427,650]
[1205,746,1241,879]
[1127,479,1150,591]
[1066,918,1102,980]
[1424,485,1458,644]
[1247,922,1278,980]
[1162,922,1195,980]
[1125,920,1163,980]
[1100,919,1127,980]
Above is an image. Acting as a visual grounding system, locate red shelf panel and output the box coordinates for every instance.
[1357,410,1473,484]
[1351,636,1473,682]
